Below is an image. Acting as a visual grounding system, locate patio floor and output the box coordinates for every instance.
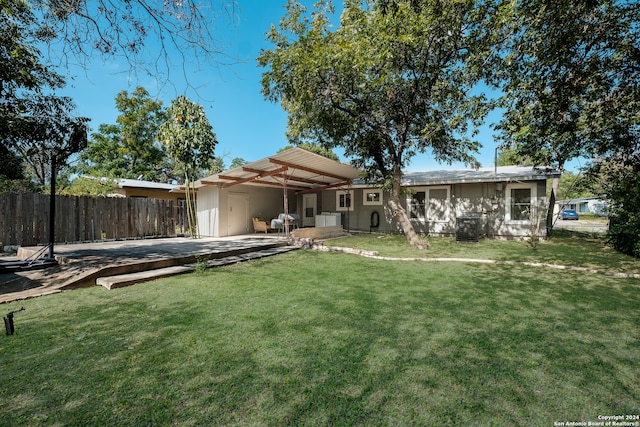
[0,235,296,304]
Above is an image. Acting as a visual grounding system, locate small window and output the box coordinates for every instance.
[511,188,531,221]
[410,191,426,219]
[506,183,537,222]
[336,190,354,211]
[363,190,383,206]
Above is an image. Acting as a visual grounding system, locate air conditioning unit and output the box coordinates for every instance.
[456,217,480,243]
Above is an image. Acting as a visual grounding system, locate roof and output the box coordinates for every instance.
[114,178,178,191]
[395,166,560,187]
[196,147,363,192]
[555,197,607,204]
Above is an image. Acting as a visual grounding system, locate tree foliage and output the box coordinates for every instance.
[495,0,639,180]
[259,0,498,248]
[1,0,87,191]
[591,159,640,258]
[157,95,218,237]
[158,96,218,175]
[494,0,639,252]
[77,87,168,181]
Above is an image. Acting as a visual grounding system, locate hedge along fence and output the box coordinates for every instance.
[0,193,187,247]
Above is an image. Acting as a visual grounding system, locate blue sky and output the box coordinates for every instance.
[54,1,580,173]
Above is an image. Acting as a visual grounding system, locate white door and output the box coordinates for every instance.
[227,193,249,235]
[302,193,317,227]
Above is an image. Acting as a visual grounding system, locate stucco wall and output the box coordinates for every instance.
[197,184,298,237]
[322,180,549,239]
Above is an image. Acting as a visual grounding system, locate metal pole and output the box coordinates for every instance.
[47,154,56,261]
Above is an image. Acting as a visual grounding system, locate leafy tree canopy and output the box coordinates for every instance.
[157,95,218,237]
[495,0,639,180]
[158,95,218,177]
[1,0,88,191]
[259,0,500,248]
[76,87,168,181]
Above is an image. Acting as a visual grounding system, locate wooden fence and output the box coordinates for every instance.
[0,193,187,247]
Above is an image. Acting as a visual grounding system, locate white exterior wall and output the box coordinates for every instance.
[197,184,297,237]
[197,185,220,237]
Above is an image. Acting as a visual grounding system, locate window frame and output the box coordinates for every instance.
[336,190,354,212]
[505,182,537,223]
[407,186,450,222]
[363,189,383,206]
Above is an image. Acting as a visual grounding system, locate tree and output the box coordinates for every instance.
[259,0,497,248]
[26,0,238,83]
[229,157,248,169]
[76,87,168,181]
[1,0,64,137]
[553,171,594,201]
[495,0,639,198]
[8,97,89,187]
[591,158,640,258]
[0,0,76,191]
[57,176,118,197]
[158,95,218,238]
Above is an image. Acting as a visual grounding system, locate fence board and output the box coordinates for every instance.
[0,193,187,247]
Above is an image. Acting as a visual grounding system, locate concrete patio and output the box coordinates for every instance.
[0,235,298,304]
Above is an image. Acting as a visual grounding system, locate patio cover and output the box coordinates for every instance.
[196,147,362,192]
[194,148,362,237]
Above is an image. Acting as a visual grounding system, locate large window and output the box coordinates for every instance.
[506,183,537,222]
[408,186,450,222]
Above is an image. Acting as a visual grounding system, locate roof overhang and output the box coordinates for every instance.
[196,147,363,192]
[391,166,561,187]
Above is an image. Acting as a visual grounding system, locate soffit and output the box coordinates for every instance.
[196,147,362,192]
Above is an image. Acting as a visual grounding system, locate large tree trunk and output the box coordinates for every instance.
[389,170,429,250]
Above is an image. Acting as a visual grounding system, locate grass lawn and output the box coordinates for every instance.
[1,233,638,426]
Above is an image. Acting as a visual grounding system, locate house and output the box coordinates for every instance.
[348,166,559,239]
[111,178,186,203]
[194,148,559,239]
[555,197,608,216]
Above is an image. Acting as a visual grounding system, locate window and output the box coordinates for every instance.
[410,191,426,219]
[408,186,450,222]
[363,189,383,206]
[506,183,537,222]
[336,190,354,211]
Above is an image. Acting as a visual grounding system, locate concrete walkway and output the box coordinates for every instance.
[0,235,297,304]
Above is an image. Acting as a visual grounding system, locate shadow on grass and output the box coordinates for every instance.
[1,251,638,425]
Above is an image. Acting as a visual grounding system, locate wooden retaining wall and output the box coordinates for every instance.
[0,193,186,247]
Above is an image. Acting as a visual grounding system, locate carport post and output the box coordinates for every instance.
[283,174,290,238]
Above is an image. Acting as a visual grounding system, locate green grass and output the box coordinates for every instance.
[1,234,639,426]
[328,230,640,275]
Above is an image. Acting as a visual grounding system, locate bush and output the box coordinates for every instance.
[608,212,640,258]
